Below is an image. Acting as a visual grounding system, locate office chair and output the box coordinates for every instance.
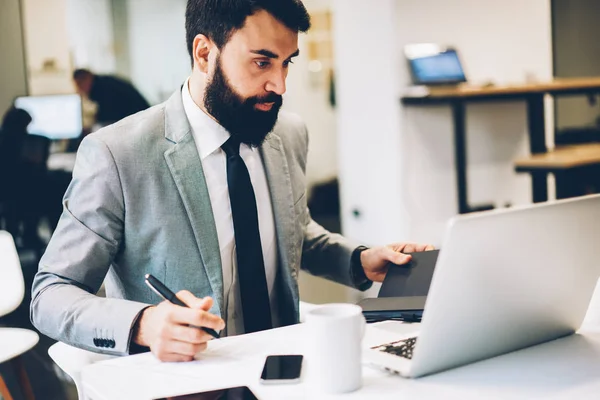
[0,231,39,400]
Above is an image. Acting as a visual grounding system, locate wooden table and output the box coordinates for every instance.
[515,143,600,170]
[401,77,600,213]
[515,144,600,199]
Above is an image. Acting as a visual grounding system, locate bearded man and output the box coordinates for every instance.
[31,0,432,361]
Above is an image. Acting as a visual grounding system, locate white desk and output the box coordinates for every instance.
[82,319,600,400]
[47,152,77,172]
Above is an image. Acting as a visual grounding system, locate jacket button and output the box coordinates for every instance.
[109,339,115,348]
[93,338,99,346]
[101,339,107,347]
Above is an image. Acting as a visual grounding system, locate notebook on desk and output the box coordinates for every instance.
[358,250,439,322]
[379,250,439,298]
[359,296,427,323]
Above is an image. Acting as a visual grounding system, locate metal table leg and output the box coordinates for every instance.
[451,101,494,214]
[526,94,548,202]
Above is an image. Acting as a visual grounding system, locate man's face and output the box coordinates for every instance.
[203,10,299,146]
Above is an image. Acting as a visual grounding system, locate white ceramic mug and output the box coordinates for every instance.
[305,303,366,394]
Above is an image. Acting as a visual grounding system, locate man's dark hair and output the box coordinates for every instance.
[73,68,93,80]
[185,0,311,61]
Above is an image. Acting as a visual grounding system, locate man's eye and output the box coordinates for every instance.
[283,60,294,68]
[255,61,270,69]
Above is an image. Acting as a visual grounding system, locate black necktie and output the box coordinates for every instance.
[222,137,272,333]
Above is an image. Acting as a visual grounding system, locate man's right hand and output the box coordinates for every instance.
[132,290,225,362]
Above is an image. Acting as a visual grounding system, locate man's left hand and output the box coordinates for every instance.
[360,243,435,282]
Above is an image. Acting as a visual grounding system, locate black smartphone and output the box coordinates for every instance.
[259,354,303,384]
[153,385,258,399]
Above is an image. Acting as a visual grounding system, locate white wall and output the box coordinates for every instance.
[66,0,116,74]
[284,0,338,188]
[334,0,553,250]
[0,0,28,113]
[126,0,190,105]
[111,0,132,77]
[333,0,409,248]
[21,0,73,94]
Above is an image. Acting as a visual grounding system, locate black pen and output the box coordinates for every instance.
[144,274,220,339]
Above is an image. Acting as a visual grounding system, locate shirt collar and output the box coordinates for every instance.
[181,77,231,160]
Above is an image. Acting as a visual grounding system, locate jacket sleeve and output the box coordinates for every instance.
[30,135,149,355]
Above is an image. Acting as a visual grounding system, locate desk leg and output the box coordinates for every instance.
[526,94,548,202]
[554,171,571,200]
[554,168,595,200]
[451,102,494,214]
[452,102,469,214]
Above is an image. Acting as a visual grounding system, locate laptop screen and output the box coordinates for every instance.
[406,45,466,85]
[14,94,83,140]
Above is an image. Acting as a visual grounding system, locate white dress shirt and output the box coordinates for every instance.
[181,78,278,336]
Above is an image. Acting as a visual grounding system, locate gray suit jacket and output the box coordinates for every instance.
[31,90,364,355]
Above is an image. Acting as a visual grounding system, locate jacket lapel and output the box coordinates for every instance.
[260,133,300,319]
[162,92,224,316]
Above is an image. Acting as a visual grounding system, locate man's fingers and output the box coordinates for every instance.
[198,342,208,352]
[176,290,203,308]
[171,306,225,331]
[168,324,215,344]
[156,342,208,361]
[385,247,411,265]
[153,341,208,362]
[388,243,408,253]
[388,242,435,254]
[162,339,207,357]
[175,291,214,312]
[154,352,194,363]
[409,243,435,252]
[198,296,213,311]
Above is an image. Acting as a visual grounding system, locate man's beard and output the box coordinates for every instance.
[204,56,283,147]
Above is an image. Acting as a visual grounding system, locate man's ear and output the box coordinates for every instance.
[193,34,214,74]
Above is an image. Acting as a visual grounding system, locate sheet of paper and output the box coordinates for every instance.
[101,324,307,380]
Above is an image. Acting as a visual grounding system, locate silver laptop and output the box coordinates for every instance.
[364,195,600,378]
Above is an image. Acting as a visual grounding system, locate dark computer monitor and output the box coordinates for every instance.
[14,94,83,140]
[405,44,467,86]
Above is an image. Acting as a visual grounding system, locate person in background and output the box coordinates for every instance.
[73,69,150,127]
[0,107,48,249]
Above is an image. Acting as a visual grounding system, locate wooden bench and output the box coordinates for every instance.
[515,143,600,199]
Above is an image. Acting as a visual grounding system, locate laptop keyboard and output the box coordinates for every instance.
[371,337,418,360]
